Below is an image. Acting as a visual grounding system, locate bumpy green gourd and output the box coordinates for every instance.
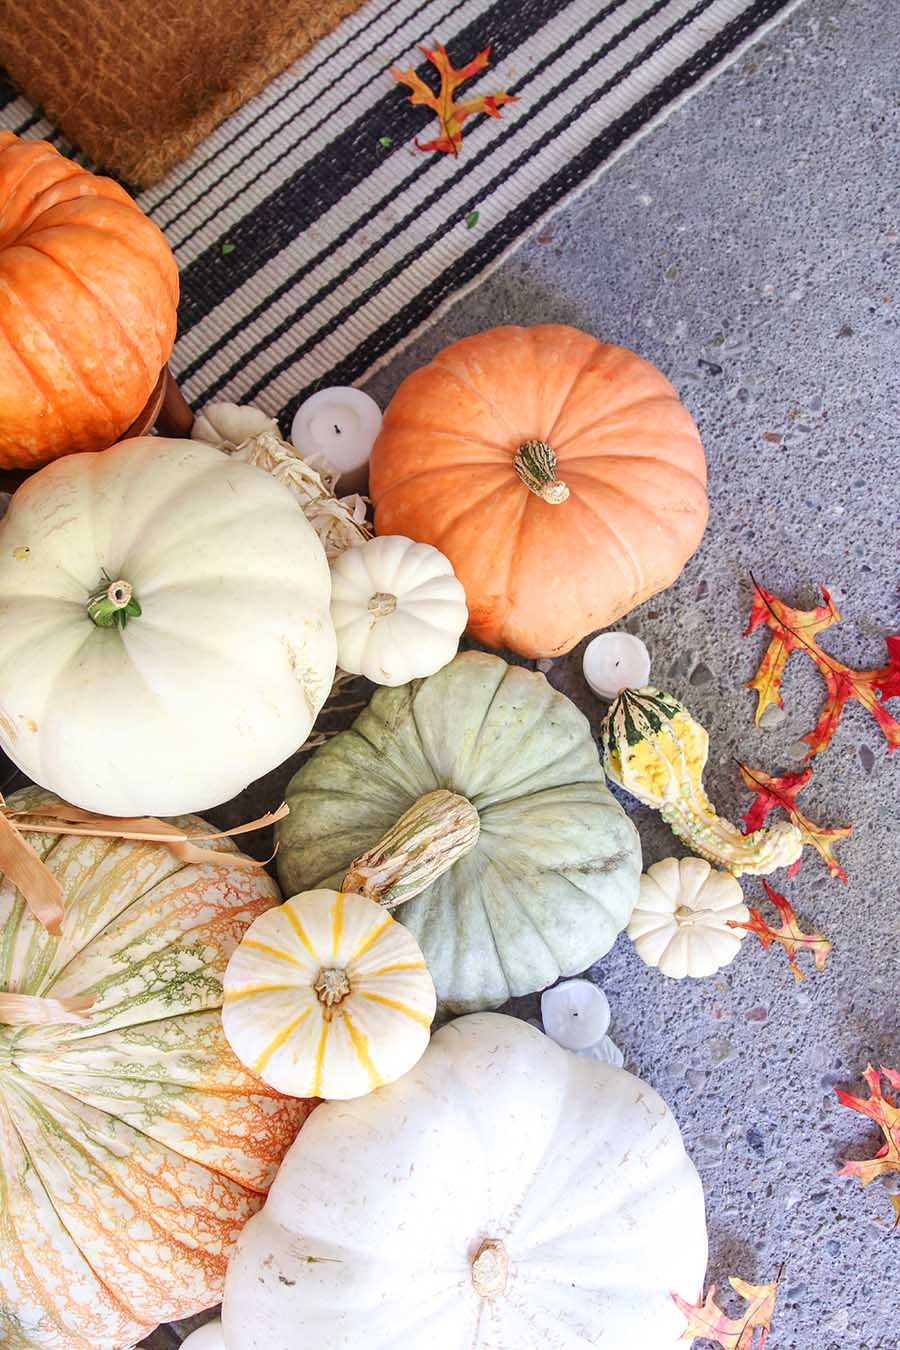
[600,687,802,878]
[278,652,642,1014]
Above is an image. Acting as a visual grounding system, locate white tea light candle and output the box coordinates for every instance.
[291,386,382,495]
[541,979,611,1051]
[582,631,651,700]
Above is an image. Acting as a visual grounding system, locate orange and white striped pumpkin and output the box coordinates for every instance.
[223,889,436,1100]
[0,787,310,1350]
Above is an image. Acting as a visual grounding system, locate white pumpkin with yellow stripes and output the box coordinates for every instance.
[222,888,436,1100]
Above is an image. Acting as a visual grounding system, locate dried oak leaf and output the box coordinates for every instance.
[672,1272,780,1348]
[728,880,831,981]
[737,762,851,883]
[837,1065,900,1188]
[743,578,900,758]
[391,41,517,155]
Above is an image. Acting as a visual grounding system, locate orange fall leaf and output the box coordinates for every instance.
[673,1270,781,1349]
[391,41,517,155]
[737,762,851,883]
[836,1065,900,1190]
[728,880,831,981]
[743,578,900,758]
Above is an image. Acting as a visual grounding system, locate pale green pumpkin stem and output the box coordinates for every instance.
[87,576,142,629]
[342,789,480,909]
[513,439,570,504]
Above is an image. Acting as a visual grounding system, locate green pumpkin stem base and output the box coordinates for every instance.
[86,575,142,629]
[343,788,480,909]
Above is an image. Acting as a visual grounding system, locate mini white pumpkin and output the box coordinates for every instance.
[0,438,336,815]
[540,978,624,1066]
[329,535,467,685]
[223,888,436,1099]
[628,856,750,978]
[222,1013,707,1349]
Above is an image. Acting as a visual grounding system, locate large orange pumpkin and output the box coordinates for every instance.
[0,133,179,469]
[369,325,708,658]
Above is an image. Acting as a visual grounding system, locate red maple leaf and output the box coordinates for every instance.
[390,41,517,155]
[728,880,831,981]
[836,1065,900,1188]
[672,1270,781,1348]
[743,578,900,758]
[737,762,852,883]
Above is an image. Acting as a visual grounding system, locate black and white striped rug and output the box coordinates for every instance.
[1,0,800,429]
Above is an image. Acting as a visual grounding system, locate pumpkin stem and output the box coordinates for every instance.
[342,789,480,909]
[313,967,352,1016]
[513,439,570,504]
[471,1239,509,1298]
[368,591,397,619]
[87,574,142,629]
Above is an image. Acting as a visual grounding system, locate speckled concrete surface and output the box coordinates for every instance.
[142,0,897,1344]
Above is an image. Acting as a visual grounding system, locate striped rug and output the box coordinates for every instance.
[1,0,799,430]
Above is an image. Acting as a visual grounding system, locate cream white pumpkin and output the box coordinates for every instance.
[0,437,336,815]
[223,888,436,1099]
[628,856,750,978]
[329,535,467,685]
[222,1012,708,1350]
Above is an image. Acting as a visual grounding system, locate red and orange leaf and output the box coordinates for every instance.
[743,578,900,758]
[836,1065,900,1187]
[673,1272,780,1348]
[737,762,851,883]
[889,1194,900,1231]
[728,880,831,981]
[391,41,517,155]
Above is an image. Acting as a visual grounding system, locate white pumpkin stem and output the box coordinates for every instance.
[368,591,397,619]
[342,789,480,909]
[471,1239,509,1297]
[86,574,142,629]
[513,439,570,504]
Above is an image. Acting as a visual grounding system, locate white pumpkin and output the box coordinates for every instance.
[329,535,467,685]
[222,888,436,1099]
[628,856,750,978]
[222,1013,708,1349]
[0,438,336,815]
[192,401,280,450]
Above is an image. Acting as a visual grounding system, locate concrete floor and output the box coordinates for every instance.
[149,0,898,1343]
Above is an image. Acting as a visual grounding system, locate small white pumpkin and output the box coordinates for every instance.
[628,856,750,978]
[329,535,467,685]
[221,1012,708,1349]
[222,888,436,1099]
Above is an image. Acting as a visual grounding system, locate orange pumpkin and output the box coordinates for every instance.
[369,324,708,658]
[0,133,179,469]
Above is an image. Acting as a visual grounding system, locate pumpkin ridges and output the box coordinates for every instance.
[23,233,164,386]
[9,240,157,422]
[0,135,179,467]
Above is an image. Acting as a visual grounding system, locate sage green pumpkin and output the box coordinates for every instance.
[278,652,641,1012]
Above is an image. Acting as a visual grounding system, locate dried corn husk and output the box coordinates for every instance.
[192,403,370,559]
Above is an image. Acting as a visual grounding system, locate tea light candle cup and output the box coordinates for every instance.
[290,386,382,495]
[540,979,611,1052]
[582,631,651,701]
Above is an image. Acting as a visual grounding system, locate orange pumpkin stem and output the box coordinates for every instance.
[513,439,570,504]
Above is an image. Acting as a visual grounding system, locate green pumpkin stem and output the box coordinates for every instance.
[87,576,141,629]
[342,788,480,909]
[513,439,570,504]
